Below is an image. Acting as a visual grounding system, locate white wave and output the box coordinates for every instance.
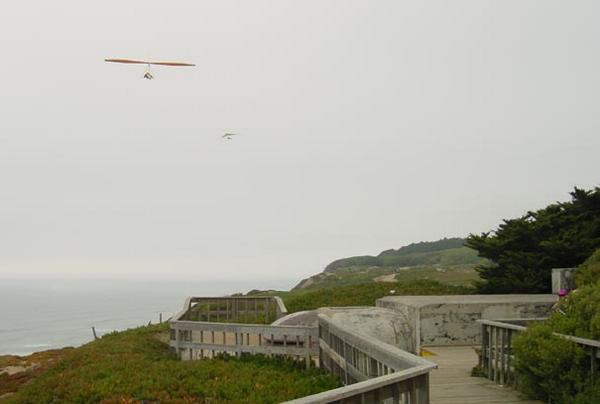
[22,343,52,348]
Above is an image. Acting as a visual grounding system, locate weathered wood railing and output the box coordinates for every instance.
[284,314,437,404]
[170,297,437,403]
[171,320,318,365]
[479,319,600,388]
[170,296,313,366]
[176,296,287,324]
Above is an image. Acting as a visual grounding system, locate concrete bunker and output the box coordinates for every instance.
[377,294,557,352]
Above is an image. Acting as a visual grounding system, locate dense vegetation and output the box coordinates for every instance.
[511,249,600,403]
[279,279,472,313]
[3,324,339,404]
[513,323,589,403]
[466,187,600,293]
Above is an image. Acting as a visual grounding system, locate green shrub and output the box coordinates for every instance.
[513,323,588,403]
[6,324,340,403]
[575,248,600,287]
[511,281,600,402]
[545,281,600,340]
[281,279,472,313]
[573,381,600,404]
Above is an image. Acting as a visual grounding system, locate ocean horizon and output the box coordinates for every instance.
[0,278,296,356]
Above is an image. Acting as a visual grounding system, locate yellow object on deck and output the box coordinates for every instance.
[420,347,436,357]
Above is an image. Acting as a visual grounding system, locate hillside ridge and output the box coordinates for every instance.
[293,238,483,290]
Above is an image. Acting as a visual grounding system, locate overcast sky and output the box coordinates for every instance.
[1,1,599,285]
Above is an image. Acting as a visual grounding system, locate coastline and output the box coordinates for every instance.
[0,278,296,356]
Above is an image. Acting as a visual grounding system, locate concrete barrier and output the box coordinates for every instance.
[377,294,557,352]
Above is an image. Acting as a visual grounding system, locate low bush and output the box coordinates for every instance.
[281,279,472,313]
[512,278,600,403]
[544,282,600,340]
[573,381,600,404]
[512,323,588,403]
[5,324,340,403]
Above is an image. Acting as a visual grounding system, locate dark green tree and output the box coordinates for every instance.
[466,187,600,293]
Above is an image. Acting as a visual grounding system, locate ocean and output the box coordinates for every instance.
[0,278,294,356]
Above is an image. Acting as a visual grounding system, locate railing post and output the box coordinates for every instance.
[415,373,430,404]
[305,330,311,370]
[175,327,181,358]
[500,328,506,385]
[480,322,487,375]
[591,347,597,380]
[342,337,349,385]
[487,324,493,380]
[506,329,513,387]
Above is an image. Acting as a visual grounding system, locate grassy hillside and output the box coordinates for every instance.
[325,238,477,271]
[249,279,473,313]
[1,324,339,403]
[294,238,484,291]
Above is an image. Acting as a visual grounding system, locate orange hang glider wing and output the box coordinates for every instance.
[105,58,195,67]
[105,58,149,65]
[149,61,195,67]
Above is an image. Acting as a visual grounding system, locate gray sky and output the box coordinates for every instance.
[1,1,599,285]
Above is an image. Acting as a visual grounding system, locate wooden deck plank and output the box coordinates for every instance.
[427,346,541,404]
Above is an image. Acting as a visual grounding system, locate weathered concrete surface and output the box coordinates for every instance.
[552,267,577,294]
[429,346,541,404]
[275,307,417,352]
[377,295,557,350]
[271,309,322,327]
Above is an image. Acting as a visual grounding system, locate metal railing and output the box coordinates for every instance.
[479,319,600,387]
[284,314,437,404]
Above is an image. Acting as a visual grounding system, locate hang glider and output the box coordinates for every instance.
[105,58,195,80]
[222,133,238,140]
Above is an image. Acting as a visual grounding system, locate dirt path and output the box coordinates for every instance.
[374,273,397,282]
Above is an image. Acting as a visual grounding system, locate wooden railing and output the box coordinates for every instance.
[174,296,287,324]
[170,297,437,403]
[284,314,437,403]
[479,319,600,387]
[169,296,313,366]
[170,320,318,366]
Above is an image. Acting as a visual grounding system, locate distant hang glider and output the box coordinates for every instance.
[105,58,195,80]
[222,133,238,140]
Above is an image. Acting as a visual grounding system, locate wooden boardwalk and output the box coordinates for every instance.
[428,346,541,404]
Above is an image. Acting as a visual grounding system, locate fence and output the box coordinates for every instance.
[170,296,315,366]
[479,319,600,387]
[284,314,437,404]
[175,296,287,324]
[170,297,437,403]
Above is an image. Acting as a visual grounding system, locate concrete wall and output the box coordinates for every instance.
[274,307,419,353]
[552,267,577,294]
[377,295,557,351]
